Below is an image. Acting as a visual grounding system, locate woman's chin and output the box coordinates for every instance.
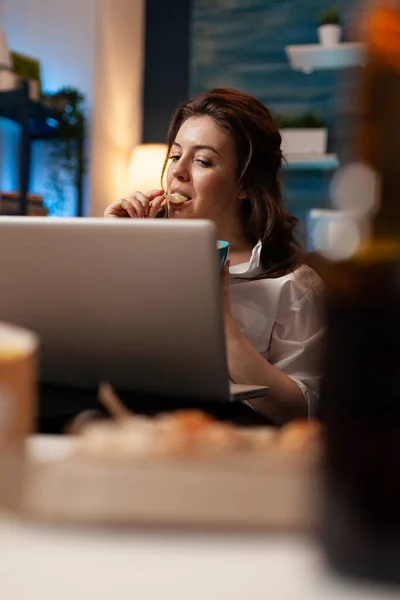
[168,203,193,218]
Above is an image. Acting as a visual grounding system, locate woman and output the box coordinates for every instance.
[105,88,323,422]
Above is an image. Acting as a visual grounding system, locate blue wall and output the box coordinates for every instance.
[191,0,350,124]
[190,0,354,228]
[142,0,191,143]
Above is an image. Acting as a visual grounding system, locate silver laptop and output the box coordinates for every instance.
[0,217,268,403]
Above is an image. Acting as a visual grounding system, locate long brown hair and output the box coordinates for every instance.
[162,88,302,278]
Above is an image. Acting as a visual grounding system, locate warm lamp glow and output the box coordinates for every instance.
[0,32,11,70]
[128,144,168,192]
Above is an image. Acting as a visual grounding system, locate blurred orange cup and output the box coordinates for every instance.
[0,323,38,510]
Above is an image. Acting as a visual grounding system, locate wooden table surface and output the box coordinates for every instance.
[0,436,398,600]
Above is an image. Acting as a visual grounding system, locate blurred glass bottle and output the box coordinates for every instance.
[320,0,400,584]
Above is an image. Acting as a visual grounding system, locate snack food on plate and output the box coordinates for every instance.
[74,384,322,462]
[279,419,323,453]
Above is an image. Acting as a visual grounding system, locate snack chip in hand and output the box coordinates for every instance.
[165,192,188,204]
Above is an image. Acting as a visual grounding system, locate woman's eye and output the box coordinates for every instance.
[196,159,212,168]
[169,155,181,162]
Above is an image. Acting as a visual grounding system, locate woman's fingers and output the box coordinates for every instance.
[146,189,164,199]
[104,202,129,218]
[222,260,231,277]
[145,189,164,217]
[104,189,165,219]
[149,194,166,218]
[120,197,140,218]
[104,198,137,218]
[128,193,148,218]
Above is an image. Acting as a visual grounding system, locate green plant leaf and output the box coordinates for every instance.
[318,5,340,26]
[42,86,86,214]
[274,111,326,129]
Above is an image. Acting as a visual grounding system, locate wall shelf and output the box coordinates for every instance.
[285,43,365,73]
[0,81,84,215]
[284,154,339,171]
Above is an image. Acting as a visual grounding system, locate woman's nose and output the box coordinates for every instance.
[172,160,190,182]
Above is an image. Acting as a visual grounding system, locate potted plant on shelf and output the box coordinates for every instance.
[318,6,342,47]
[275,112,327,156]
[10,51,42,100]
[41,86,86,214]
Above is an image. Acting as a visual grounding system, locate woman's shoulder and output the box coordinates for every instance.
[267,265,323,317]
[232,262,323,311]
[261,265,322,294]
[290,264,323,297]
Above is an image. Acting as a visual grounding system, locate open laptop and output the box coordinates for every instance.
[0,217,268,405]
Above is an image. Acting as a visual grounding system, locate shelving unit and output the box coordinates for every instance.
[281,43,364,171]
[283,38,366,239]
[0,80,85,216]
[285,43,365,73]
[284,154,339,171]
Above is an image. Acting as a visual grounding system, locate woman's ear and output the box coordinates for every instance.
[237,186,248,200]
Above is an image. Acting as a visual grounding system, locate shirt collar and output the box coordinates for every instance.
[229,240,262,278]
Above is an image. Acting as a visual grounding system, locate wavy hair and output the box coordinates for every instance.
[162,88,303,278]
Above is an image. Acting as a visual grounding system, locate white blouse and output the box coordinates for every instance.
[229,241,324,415]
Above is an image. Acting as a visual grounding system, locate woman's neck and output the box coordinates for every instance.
[217,221,254,267]
[216,216,253,253]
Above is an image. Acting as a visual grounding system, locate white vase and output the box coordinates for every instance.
[280,128,328,156]
[318,25,342,47]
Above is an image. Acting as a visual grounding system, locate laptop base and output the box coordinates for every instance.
[38,383,274,433]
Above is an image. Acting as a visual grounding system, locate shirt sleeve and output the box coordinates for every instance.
[266,271,324,416]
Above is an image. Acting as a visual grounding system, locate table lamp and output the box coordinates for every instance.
[128,144,168,192]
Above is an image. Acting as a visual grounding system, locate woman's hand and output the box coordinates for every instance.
[104,189,165,219]
[221,261,232,319]
[221,260,242,340]
[221,261,248,384]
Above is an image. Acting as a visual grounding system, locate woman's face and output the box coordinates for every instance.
[166,116,241,224]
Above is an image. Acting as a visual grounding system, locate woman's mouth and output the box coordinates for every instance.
[165,192,192,207]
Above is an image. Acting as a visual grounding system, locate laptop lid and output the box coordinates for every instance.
[0,217,232,403]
